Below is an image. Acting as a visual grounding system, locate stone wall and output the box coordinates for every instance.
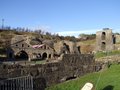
[115,35,120,44]
[0,54,95,90]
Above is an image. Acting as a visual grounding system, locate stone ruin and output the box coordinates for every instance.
[96,28,120,52]
[0,54,96,90]
[0,30,112,90]
[54,40,81,55]
[7,35,54,61]
[7,35,81,61]
[96,28,114,51]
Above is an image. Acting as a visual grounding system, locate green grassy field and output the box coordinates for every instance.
[46,64,120,90]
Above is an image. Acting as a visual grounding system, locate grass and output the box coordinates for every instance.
[46,64,120,90]
[31,60,46,64]
[95,50,120,58]
[80,39,96,45]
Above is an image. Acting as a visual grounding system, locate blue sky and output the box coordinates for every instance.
[0,0,120,37]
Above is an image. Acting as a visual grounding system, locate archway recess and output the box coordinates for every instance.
[42,53,47,60]
[15,50,29,60]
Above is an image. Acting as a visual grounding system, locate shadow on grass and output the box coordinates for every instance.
[102,85,114,90]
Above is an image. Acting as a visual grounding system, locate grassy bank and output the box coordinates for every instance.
[46,64,120,90]
[95,50,120,58]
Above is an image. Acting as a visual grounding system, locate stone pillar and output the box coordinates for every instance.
[28,53,32,61]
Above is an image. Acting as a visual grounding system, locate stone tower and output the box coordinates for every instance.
[96,28,114,51]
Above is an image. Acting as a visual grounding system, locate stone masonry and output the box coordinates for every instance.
[0,54,95,90]
[96,28,114,51]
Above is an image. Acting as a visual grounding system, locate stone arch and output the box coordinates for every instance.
[48,54,51,58]
[101,42,106,50]
[38,53,42,59]
[102,32,106,40]
[61,43,70,54]
[38,53,41,57]
[77,46,81,53]
[42,52,47,60]
[112,35,116,44]
[15,50,29,60]
[64,43,70,52]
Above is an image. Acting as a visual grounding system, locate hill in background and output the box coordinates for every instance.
[0,29,96,54]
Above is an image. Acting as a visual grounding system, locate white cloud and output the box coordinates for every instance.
[56,29,100,37]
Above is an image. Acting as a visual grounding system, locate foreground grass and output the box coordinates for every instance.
[46,64,120,90]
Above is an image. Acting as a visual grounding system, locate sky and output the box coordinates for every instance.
[0,0,120,37]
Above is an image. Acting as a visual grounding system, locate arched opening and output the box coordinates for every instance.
[49,54,51,58]
[15,51,28,60]
[102,32,106,40]
[112,35,116,44]
[38,54,42,59]
[62,43,70,54]
[101,42,106,50]
[42,53,47,60]
[77,46,81,53]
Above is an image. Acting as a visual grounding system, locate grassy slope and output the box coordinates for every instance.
[46,64,120,90]
[80,39,96,45]
[95,50,120,58]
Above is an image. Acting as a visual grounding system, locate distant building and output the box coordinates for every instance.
[96,28,115,51]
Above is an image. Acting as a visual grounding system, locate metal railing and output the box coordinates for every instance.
[0,75,33,90]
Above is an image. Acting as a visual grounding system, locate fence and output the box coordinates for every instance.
[0,75,33,90]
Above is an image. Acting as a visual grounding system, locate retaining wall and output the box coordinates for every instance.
[0,54,95,90]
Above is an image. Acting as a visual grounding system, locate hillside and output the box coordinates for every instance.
[0,29,96,53]
[46,64,120,90]
[0,30,46,47]
[77,39,96,54]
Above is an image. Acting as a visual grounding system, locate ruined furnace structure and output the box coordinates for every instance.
[96,28,115,51]
[7,35,54,61]
[7,35,81,61]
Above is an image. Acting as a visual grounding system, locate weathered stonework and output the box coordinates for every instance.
[7,35,55,61]
[7,35,81,61]
[96,28,114,51]
[54,40,81,55]
[0,54,95,90]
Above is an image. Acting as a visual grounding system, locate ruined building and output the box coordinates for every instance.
[7,35,81,61]
[7,35,54,61]
[96,28,115,51]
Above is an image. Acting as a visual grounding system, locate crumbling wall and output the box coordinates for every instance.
[54,40,80,54]
[0,54,95,90]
